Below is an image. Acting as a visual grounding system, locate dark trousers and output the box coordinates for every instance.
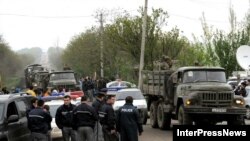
[120,126,138,141]
[77,126,94,141]
[31,132,48,141]
[62,127,77,141]
[102,127,118,141]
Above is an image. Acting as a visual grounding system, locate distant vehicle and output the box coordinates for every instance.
[106,80,136,88]
[45,98,80,139]
[24,64,49,89]
[111,88,148,124]
[47,70,80,90]
[0,94,33,141]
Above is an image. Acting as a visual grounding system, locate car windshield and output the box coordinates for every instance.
[48,104,61,118]
[183,70,226,83]
[116,91,144,100]
[0,103,4,121]
[50,73,75,81]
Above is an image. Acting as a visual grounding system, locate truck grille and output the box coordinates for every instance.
[201,92,232,107]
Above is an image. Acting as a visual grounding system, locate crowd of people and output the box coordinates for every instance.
[26,88,143,141]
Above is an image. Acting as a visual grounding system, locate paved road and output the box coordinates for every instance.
[53,119,250,141]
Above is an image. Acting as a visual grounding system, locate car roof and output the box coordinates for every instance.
[0,94,33,103]
[118,88,141,92]
[45,100,64,105]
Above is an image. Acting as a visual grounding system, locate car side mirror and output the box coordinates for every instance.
[8,115,19,123]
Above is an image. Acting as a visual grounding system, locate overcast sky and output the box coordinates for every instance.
[0,0,249,51]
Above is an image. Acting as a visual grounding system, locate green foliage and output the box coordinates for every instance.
[197,7,250,77]
[62,8,205,82]
[0,36,35,89]
[17,47,42,64]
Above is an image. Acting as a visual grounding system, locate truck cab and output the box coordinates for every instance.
[142,66,246,129]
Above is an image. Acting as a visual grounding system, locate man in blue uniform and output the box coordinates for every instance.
[72,95,98,141]
[116,96,143,141]
[99,95,117,141]
[56,95,77,141]
[28,99,52,141]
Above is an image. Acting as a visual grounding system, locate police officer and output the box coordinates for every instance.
[28,99,52,141]
[92,89,106,113]
[92,89,106,141]
[116,96,143,141]
[55,95,77,141]
[72,95,98,141]
[99,95,117,141]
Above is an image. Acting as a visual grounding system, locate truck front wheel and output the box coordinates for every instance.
[150,101,158,128]
[157,103,171,130]
[178,105,192,125]
[227,115,245,125]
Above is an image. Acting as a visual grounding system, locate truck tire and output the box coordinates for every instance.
[178,105,192,125]
[227,115,245,125]
[150,102,158,128]
[157,103,171,130]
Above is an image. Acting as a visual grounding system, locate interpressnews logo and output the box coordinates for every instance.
[177,129,247,136]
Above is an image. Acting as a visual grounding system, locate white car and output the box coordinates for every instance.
[106,80,136,88]
[111,88,148,124]
[244,86,250,119]
[45,98,80,139]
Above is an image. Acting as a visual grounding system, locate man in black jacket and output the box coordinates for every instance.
[99,95,117,141]
[28,99,52,141]
[55,95,76,141]
[73,95,98,141]
[116,96,143,141]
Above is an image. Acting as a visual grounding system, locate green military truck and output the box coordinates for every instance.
[141,67,246,129]
[47,70,80,90]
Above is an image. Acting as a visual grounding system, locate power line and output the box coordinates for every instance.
[0,13,93,19]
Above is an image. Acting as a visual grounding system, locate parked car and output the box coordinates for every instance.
[244,86,250,119]
[0,94,33,141]
[111,88,148,124]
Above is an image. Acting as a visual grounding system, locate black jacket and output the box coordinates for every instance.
[28,107,52,134]
[55,103,76,129]
[116,103,143,133]
[92,99,104,114]
[99,103,116,130]
[72,103,98,130]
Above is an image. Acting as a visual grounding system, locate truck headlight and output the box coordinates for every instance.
[186,99,191,105]
[235,99,244,105]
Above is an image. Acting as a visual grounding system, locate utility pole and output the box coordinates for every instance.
[138,0,148,88]
[100,13,104,78]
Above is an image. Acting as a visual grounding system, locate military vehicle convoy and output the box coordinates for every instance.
[141,67,246,129]
[24,64,79,91]
[24,64,49,89]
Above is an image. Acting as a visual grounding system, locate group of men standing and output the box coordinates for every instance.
[27,88,143,141]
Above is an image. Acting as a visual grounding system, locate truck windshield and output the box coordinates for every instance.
[50,73,75,81]
[183,70,226,83]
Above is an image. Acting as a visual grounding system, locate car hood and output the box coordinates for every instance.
[113,99,147,111]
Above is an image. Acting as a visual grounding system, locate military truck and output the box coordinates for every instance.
[141,67,246,129]
[47,70,80,90]
[24,64,49,89]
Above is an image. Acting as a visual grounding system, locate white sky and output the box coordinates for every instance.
[0,0,249,51]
